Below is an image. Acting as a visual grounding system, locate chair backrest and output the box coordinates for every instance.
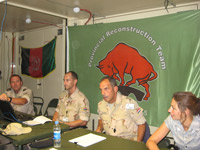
[33,96,44,116]
[44,98,58,119]
[158,137,178,150]
[142,122,151,143]
[158,138,170,148]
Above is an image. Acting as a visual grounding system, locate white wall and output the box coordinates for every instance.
[18,25,66,114]
[0,32,19,93]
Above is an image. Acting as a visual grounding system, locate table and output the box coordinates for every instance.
[1,122,69,148]
[40,128,170,150]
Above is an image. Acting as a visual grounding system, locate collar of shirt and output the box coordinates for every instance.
[115,92,123,104]
[104,92,122,107]
[174,115,200,132]
[66,88,79,100]
[11,86,26,97]
[188,116,200,132]
[106,92,123,110]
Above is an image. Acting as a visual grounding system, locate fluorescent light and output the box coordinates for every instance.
[25,18,31,24]
[73,7,80,13]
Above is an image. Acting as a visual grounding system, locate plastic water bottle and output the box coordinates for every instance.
[53,121,61,148]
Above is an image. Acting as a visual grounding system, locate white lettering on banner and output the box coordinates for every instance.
[88,35,105,67]
[156,45,166,70]
[88,26,166,70]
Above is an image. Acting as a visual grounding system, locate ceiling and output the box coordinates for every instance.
[0,0,199,32]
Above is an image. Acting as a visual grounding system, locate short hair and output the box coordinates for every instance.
[100,76,117,87]
[9,74,22,83]
[66,71,78,80]
[173,92,200,116]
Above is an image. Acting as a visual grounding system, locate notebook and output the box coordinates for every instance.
[0,100,33,122]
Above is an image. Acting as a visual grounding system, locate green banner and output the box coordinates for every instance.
[68,10,200,127]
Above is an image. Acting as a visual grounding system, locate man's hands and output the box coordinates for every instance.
[96,119,103,133]
[0,93,9,101]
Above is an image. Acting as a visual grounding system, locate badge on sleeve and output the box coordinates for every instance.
[137,108,141,113]
[126,104,134,109]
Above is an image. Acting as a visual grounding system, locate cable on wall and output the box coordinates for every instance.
[11,33,15,75]
[80,9,92,25]
[5,35,11,87]
[73,7,92,25]
[164,0,176,12]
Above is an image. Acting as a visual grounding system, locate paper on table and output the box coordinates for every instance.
[23,116,52,126]
[69,133,106,147]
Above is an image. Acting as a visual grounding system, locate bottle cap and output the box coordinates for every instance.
[55,121,59,125]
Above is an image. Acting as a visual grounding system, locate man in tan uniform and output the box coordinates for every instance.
[0,74,34,115]
[52,71,90,128]
[96,76,146,141]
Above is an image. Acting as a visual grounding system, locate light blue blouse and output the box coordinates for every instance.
[165,115,200,150]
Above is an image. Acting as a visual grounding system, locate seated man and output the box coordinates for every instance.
[52,71,90,128]
[0,74,34,115]
[96,76,146,142]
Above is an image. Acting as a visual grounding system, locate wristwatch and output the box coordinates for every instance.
[9,97,12,103]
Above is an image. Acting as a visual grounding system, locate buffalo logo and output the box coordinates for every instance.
[97,43,157,101]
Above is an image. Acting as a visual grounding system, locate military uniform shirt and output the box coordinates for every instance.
[165,115,200,150]
[98,92,146,140]
[55,88,90,122]
[5,86,34,115]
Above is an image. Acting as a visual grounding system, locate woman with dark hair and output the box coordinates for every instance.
[146,92,200,150]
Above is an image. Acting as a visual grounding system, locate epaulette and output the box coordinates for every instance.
[6,88,11,91]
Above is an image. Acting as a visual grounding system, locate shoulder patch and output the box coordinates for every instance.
[6,88,11,91]
[23,88,27,91]
[137,108,142,113]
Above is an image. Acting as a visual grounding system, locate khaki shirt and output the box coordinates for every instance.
[55,88,90,122]
[98,92,146,140]
[5,86,34,115]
